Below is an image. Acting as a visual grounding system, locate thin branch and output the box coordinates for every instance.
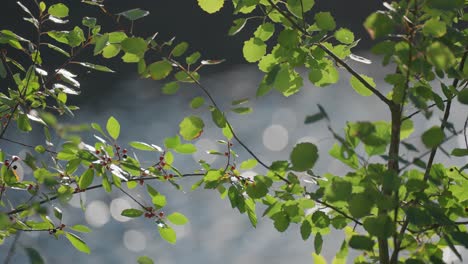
[6,173,204,216]
[0,137,57,155]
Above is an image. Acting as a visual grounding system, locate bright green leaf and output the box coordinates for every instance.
[65,232,90,254]
[179,116,204,141]
[106,116,120,140]
[167,212,189,225]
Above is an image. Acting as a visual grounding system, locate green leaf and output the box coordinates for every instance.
[458,88,468,104]
[451,148,468,157]
[363,215,394,239]
[190,96,205,109]
[245,198,257,227]
[243,38,266,63]
[349,193,373,218]
[300,220,312,240]
[350,74,375,96]
[349,235,375,251]
[314,232,323,254]
[422,18,446,37]
[222,126,233,140]
[175,144,197,154]
[117,8,149,21]
[286,0,315,17]
[93,34,109,55]
[334,28,355,44]
[179,116,204,140]
[325,177,352,202]
[186,52,201,65]
[400,119,414,140]
[315,12,336,31]
[65,232,91,254]
[48,3,69,18]
[254,23,275,41]
[204,170,223,182]
[149,61,172,80]
[426,41,455,70]
[364,12,395,39]
[129,141,161,151]
[421,126,444,148]
[158,226,176,244]
[106,116,120,140]
[162,82,179,95]
[197,0,224,14]
[76,62,114,73]
[121,208,144,218]
[172,42,189,57]
[240,159,258,170]
[290,143,319,171]
[121,37,147,56]
[229,18,247,36]
[152,194,167,208]
[312,253,327,264]
[18,113,32,132]
[167,212,189,225]
[231,107,252,114]
[211,109,226,128]
[137,256,154,264]
[69,224,91,233]
[78,169,94,189]
[25,247,45,264]
[164,135,181,149]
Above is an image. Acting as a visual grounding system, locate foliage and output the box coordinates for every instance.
[0,0,467,263]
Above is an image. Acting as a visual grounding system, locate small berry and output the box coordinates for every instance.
[95,150,100,155]
[123,149,128,154]
[4,160,9,166]
[224,152,229,156]
[122,154,128,159]
[89,164,94,169]
[12,156,19,161]
[27,184,33,190]
[12,165,17,170]
[231,166,235,171]
[159,156,164,161]
[139,179,144,185]
[116,146,121,150]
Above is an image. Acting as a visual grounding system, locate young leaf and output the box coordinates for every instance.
[179,116,204,140]
[243,38,266,63]
[121,208,144,218]
[65,232,91,254]
[190,96,205,109]
[117,8,149,21]
[197,0,224,14]
[149,60,172,80]
[129,141,161,151]
[334,28,355,44]
[70,224,92,233]
[240,159,258,170]
[48,3,69,18]
[158,226,176,244]
[167,212,189,225]
[106,116,120,140]
[350,74,375,96]
[315,12,336,31]
[137,256,154,264]
[78,169,94,189]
